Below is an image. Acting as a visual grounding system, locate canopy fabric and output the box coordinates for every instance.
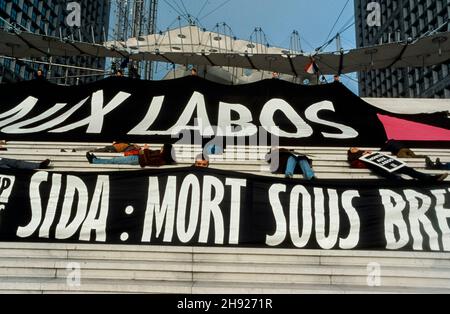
[0,26,449,75]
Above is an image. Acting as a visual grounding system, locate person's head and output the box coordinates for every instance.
[36,68,45,79]
[191,68,198,76]
[116,69,123,77]
[113,141,131,145]
[194,153,209,168]
[349,147,360,154]
[161,144,176,164]
[334,74,340,82]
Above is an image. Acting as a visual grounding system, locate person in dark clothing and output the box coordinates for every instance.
[380,139,427,158]
[61,142,141,154]
[35,68,46,81]
[116,69,124,77]
[425,157,450,170]
[86,144,176,167]
[347,147,447,182]
[266,148,316,180]
[90,142,141,154]
[0,157,50,170]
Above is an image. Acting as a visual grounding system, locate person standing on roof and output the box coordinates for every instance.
[115,69,124,77]
[35,68,46,81]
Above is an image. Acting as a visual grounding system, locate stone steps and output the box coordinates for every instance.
[2,141,450,179]
[0,243,449,294]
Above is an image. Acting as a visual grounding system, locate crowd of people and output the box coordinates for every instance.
[0,139,449,182]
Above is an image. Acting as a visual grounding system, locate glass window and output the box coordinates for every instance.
[23,3,29,15]
[0,0,6,11]
[11,8,18,20]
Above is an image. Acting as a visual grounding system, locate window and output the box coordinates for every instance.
[10,8,18,21]
[23,2,29,15]
[0,0,6,12]
[4,58,11,69]
[20,17,27,28]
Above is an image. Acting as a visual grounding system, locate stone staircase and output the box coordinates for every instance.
[0,242,449,294]
[2,141,450,180]
[1,140,450,293]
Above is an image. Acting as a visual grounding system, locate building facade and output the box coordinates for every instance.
[355,0,450,98]
[0,0,110,84]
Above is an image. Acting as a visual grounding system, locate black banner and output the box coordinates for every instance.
[0,77,449,147]
[1,167,450,252]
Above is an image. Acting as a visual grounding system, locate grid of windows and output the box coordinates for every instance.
[0,0,110,85]
[355,0,450,98]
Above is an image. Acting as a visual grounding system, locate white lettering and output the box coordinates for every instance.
[16,172,48,238]
[199,176,225,244]
[367,2,382,27]
[260,98,313,138]
[39,174,62,238]
[50,90,131,133]
[304,101,359,139]
[66,2,81,27]
[168,92,213,136]
[340,190,361,249]
[3,97,89,134]
[176,174,201,243]
[431,189,450,251]
[380,189,409,250]
[55,176,89,239]
[314,188,339,250]
[225,178,246,244]
[79,175,109,242]
[128,96,165,135]
[289,185,312,248]
[141,176,176,242]
[218,102,258,136]
[0,96,37,128]
[266,184,287,246]
[404,189,439,251]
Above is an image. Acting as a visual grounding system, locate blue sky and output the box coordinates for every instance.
[157,0,356,51]
[126,0,359,93]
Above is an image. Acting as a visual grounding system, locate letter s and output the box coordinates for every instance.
[17,172,48,238]
[266,184,287,246]
[305,101,358,139]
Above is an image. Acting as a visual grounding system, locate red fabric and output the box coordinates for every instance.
[138,149,165,167]
[124,149,140,156]
[350,160,368,169]
[378,114,450,141]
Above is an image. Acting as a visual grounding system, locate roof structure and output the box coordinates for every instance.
[1,26,449,76]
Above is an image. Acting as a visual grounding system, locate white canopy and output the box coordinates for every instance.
[1,25,449,75]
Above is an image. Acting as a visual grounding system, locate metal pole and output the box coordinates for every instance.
[336,33,341,51]
[48,56,53,80]
[65,68,69,86]
[91,25,96,44]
